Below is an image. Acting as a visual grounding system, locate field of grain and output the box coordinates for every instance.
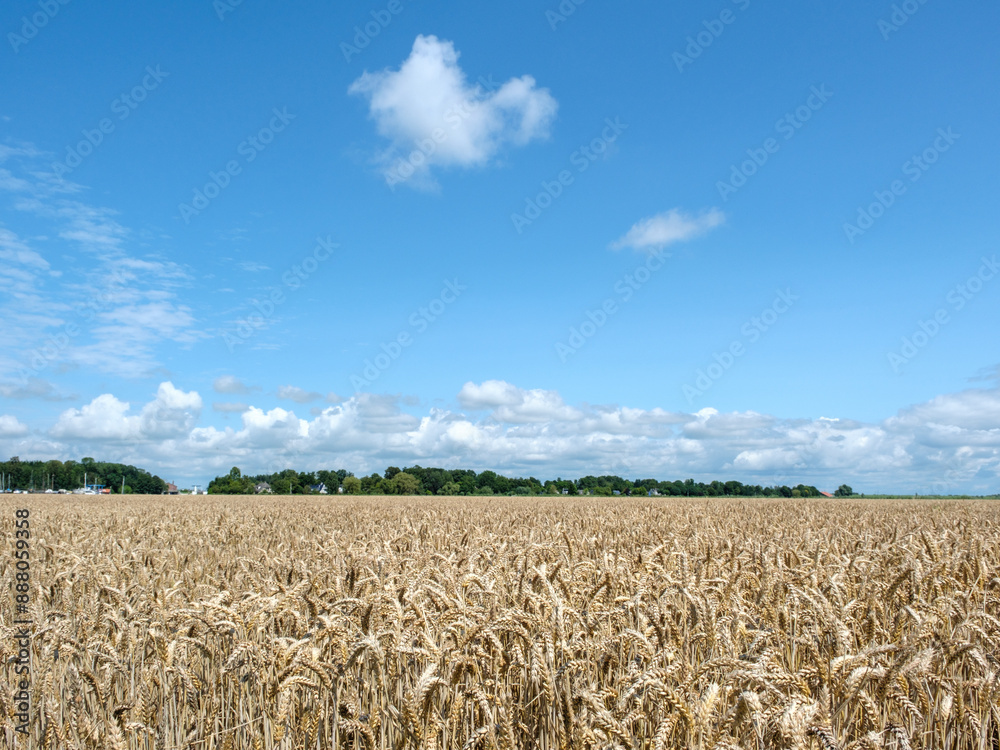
[1,496,998,749]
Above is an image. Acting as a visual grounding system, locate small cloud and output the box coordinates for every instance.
[238,261,270,272]
[213,402,249,414]
[326,392,344,403]
[278,385,322,404]
[349,35,558,188]
[0,226,49,270]
[213,375,255,395]
[969,364,1000,384]
[458,380,523,409]
[611,208,725,253]
[0,377,75,401]
[0,415,28,437]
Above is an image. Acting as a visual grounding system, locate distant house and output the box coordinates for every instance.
[164,482,179,495]
[309,483,328,495]
[819,491,835,498]
[613,490,621,496]
[561,488,569,495]
[254,482,272,494]
[648,489,661,497]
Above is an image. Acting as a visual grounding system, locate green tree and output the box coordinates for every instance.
[834,484,854,497]
[361,473,384,494]
[342,476,362,495]
[389,472,421,496]
[420,468,451,495]
[724,480,744,496]
[438,481,461,495]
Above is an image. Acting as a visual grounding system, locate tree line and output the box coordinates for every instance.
[1,457,167,494]
[207,465,853,498]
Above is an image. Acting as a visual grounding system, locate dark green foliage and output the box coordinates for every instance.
[202,464,840,498]
[207,466,356,495]
[0,458,166,493]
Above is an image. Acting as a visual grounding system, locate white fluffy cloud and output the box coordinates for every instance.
[51,393,137,440]
[459,381,583,423]
[20,379,1000,495]
[612,208,725,252]
[51,382,201,441]
[139,382,203,438]
[350,35,558,187]
[240,407,309,448]
[458,380,524,409]
[889,388,1000,432]
[0,415,28,437]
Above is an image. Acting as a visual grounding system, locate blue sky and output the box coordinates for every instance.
[1,0,998,492]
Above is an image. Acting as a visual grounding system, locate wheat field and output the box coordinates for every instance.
[1,495,998,749]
